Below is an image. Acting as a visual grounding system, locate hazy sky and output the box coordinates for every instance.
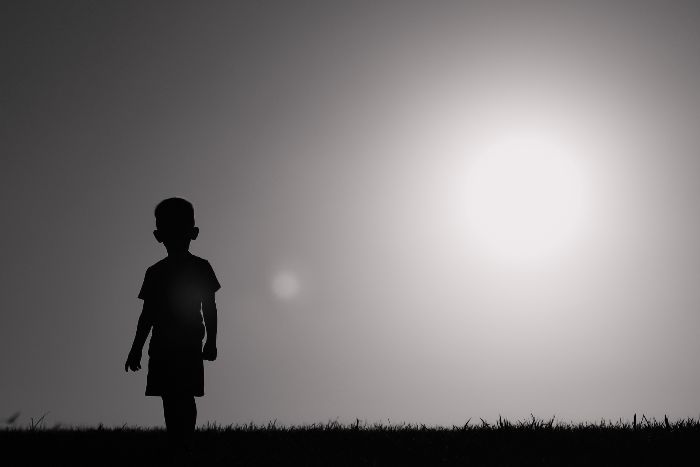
[3,1,700,427]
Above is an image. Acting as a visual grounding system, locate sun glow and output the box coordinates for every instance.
[462,127,591,265]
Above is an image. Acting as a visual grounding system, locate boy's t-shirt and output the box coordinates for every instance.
[138,252,220,358]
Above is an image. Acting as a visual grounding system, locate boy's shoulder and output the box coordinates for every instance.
[140,253,220,298]
[144,257,168,275]
[188,253,212,265]
[184,253,214,271]
[145,253,213,274]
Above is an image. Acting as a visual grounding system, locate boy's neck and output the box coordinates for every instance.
[166,249,191,258]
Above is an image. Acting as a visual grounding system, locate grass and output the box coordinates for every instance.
[3,415,700,466]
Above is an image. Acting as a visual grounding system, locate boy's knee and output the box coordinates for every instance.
[162,395,196,419]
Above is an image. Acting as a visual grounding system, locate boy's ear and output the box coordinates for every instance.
[153,230,163,243]
[191,227,200,240]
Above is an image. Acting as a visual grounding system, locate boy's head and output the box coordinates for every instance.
[153,197,199,255]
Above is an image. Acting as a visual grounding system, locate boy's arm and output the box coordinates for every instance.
[125,302,153,371]
[202,292,218,361]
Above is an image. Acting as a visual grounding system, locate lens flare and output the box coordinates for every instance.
[271,271,301,301]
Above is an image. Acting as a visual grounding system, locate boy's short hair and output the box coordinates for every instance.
[155,197,195,230]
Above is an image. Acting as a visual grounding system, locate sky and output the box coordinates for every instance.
[3,0,700,427]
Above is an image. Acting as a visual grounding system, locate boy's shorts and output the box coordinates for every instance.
[146,350,204,397]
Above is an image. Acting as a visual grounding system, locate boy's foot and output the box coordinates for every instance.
[169,445,195,467]
[166,436,195,466]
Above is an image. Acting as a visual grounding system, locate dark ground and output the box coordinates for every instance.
[2,418,699,466]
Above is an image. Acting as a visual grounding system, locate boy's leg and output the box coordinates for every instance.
[183,396,196,451]
[186,396,197,433]
[162,395,196,452]
[162,396,174,433]
[162,395,185,455]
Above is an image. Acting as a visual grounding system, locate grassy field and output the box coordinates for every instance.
[2,416,699,466]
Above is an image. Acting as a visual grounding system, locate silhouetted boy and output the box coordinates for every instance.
[125,197,220,456]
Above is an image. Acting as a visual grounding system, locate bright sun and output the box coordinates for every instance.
[463,131,591,264]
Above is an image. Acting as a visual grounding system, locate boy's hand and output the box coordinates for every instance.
[125,349,142,372]
[202,342,217,361]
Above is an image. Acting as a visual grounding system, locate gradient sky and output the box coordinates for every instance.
[3,1,700,427]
